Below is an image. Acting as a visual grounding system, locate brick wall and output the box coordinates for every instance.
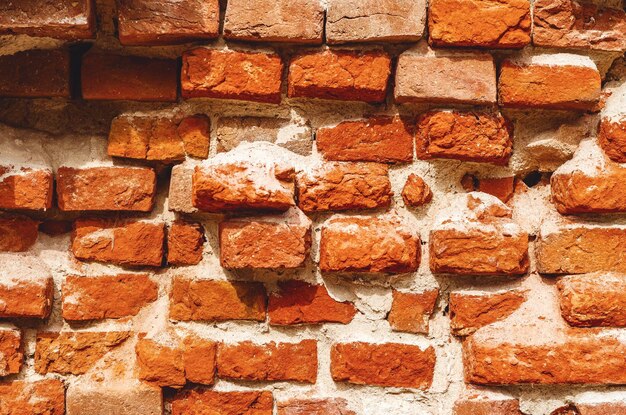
[1,0,626,414]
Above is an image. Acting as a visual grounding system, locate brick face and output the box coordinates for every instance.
[0,380,65,415]
[0,166,53,210]
[388,290,438,334]
[167,221,205,266]
[0,215,38,252]
[66,383,163,415]
[0,328,22,376]
[0,49,70,98]
[0,1,95,39]
[450,290,526,335]
[0,255,53,319]
[172,390,273,415]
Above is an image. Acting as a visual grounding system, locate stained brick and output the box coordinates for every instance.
[0,255,53,319]
[278,398,356,415]
[388,290,438,334]
[167,221,205,266]
[288,50,391,103]
[81,52,178,102]
[172,390,273,415]
[0,215,38,252]
[0,379,65,415]
[169,277,267,322]
[0,49,70,98]
[450,290,526,335]
[453,396,523,415]
[0,166,53,210]
[66,383,162,415]
[0,327,22,376]
[181,48,283,104]
[0,1,95,39]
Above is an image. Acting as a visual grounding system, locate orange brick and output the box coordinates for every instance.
[0,166,53,210]
[0,49,70,98]
[0,379,65,415]
[0,255,53,319]
[172,390,273,415]
[66,383,162,415]
[218,340,317,383]
[402,174,433,207]
[167,221,205,266]
[0,1,95,39]
[182,48,283,103]
[388,289,438,334]
[0,327,22,376]
[449,290,526,335]
[0,215,38,252]
[453,396,523,415]
[136,337,186,388]
[288,50,391,103]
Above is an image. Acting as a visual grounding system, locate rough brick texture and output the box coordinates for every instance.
[182,48,283,104]
[0,255,53,318]
[0,166,53,210]
[288,50,391,103]
[167,221,205,266]
[0,327,22,376]
[402,174,433,207]
[66,383,163,415]
[172,390,273,415]
[0,50,70,98]
[0,379,65,415]
[278,398,356,415]
[453,397,523,415]
[0,215,38,252]
[388,289,438,334]
[0,1,95,39]
[450,290,526,335]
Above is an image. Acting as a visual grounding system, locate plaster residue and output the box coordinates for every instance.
[552,138,609,177]
[602,80,626,122]
[0,253,51,288]
[509,51,598,69]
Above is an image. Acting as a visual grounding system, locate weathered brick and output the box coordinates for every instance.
[388,289,438,334]
[268,280,357,325]
[278,398,356,415]
[296,162,392,213]
[0,327,22,376]
[62,274,158,321]
[0,255,53,318]
[599,118,626,163]
[167,221,204,266]
[429,0,531,48]
[57,166,156,212]
[331,342,435,388]
[108,114,210,161]
[217,340,317,383]
[453,396,523,415]
[172,390,273,415]
[402,174,433,207]
[118,0,220,45]
[395,49,496,105]
[0,379,65,415]
[216,117,313,156]
[0,215,38,252]
[577,402,626,415]
[35,331,130,375]
[0,49,70,98]
[136,337,186,388]
[66,383,162,415]
[182,48,283,103]
[224,0,324,44]
[320,215,420,274]
[416,111,512,165]
[0,1,95,39]
[326,0,426,44]
[288,50,391,103]
[533,0,626,52]
[557,273,626,327]
[498,58,601,110]
[168,164,197,214]
[183,336,217,385]
[170,277,267,322]
[219,209,311,270]
[81,52,178,102]
[193,161,295,212]
[450,290,526,335]
[463,175,516,203]
[0,166,53,210]
[430,193,529,275]
[316,117,414,163]
[536,225,626,274]
[72,219,165,267]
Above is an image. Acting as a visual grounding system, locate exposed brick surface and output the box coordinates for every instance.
[136,337,186,388]
[172,390,273,415]
[450,290,526,335]
[331,342,436,388]
[278,398,356,415]
[0,49,70,98]
[599,118,626,163]
[0,255,53,318]
[453,397,523,415]
[0,327,22,376]
[169,277,267,322]
[0,1,94,39]
[0,215,38,252]
[388,289,438,334]
[66,383,163,415]
[217,340,317,383]
[0,379,65,415]
[118,0,220,45]
[288,50,392,103]
[167,221,205,265]
[81,52,178,102]
[0,166,53,210]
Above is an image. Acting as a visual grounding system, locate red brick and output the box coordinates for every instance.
[183,336,217,385]
[193,161,295,212]
[182,48,283,104]
[0,49,70,98]
[0,255,53,318]
[71,219,165,267]
[118,0,219,45]
[288,50,391,103]
[81,52,177,102]
[172,390,273,415]
[474,176,516,203]
[331,342,435,388]
[108,114,210,161]
[0,327,22,376]
[224,0,324,44]
[402,174,433,207]
[536,226,626,274]
[533,0,626,52]
[599,118,626,163]
[0,215,38,252]
[57,166,156,212]
[0,379,65,415]
[66,383,162,415]
[430,194,529,275]
[0,1,95,39]
[136,337,186,388]
[316,117,414,163]
[217,340,317,383]
[388,289,438,334]
[62,274,158,321]
[498,60,601,110]
[395,50,496,105]
[296,162,392,213]
[450,290,526,335]
[278,398,356,415]
[578,403,626,415]
[320,215,420,274]
[219,209,311,269]
[167,221,205,266]
[453,396,523,415]
[268,280,357,325]
[0,166,53,210]
[35,331,130,375]
[170,277,267,322]
[429,0,531,48]
[557,273,626,327]
[416,111,512,165]
[326,0,426,44]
